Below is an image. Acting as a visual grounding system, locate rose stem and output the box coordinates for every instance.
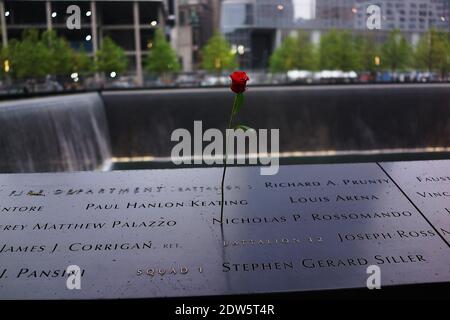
[220,94,238,224]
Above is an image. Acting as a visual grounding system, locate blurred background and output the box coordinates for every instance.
[0,0,450,93]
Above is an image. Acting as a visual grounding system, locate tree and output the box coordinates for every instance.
[0,43,12,80]
[72,45,94,76]
[355,34,381,73]
[42,30,74,77]
[269,32,315,72]
[201,33,237,73]
[270,36,298,72]
[95,36,128,76]
[381,29,411,71]
[0,29,94,81]
[319,30,360,71]
[8,29,49,79]
[415,28,450,77]
[145,29,180,74]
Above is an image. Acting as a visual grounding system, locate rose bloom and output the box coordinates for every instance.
[230,71,249,94]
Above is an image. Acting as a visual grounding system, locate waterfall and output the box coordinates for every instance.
[0,93,112,173]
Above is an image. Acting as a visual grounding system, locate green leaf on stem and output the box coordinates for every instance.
[234,124,253,132]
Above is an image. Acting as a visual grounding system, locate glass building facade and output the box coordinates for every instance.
[353,0,450,32]
[221,0,450,69]
[1,0,166,82]
[315,0,449,32]
[221,0,295,69]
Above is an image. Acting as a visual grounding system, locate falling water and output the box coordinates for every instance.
[0,93,112,173]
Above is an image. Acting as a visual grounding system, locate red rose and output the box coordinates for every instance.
[230,71,249,94]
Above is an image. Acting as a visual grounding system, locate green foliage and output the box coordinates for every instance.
[381,29,411,71]
[7,29,49,79]
[72,45,94,76]
[269,32,315,72]
[42,30,74,76]
[355,34,381,73]
[96,36,128,75]
[0,28,94,80]
[0,43,11,79]
[234,124,253,132]
[201,33,237,73]
[269,30,413,73]
[319,30,360,71]
[269,36,299,72]
[415,28,450,75]
[145,29,180,74]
